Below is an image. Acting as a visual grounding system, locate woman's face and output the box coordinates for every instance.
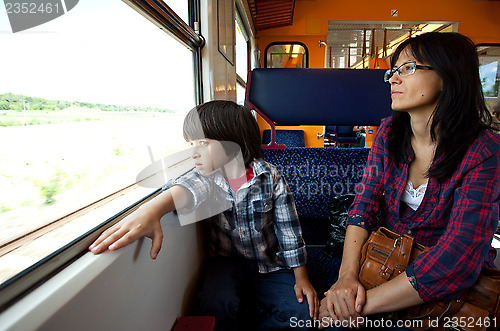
[389,49,443,116]
[189,138,231,176]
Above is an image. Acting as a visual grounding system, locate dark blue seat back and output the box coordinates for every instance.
[247,68,391,126]
[327,125,359,145]
[246,69,387,295]
[325,125,336,133]
[335,126,355,136]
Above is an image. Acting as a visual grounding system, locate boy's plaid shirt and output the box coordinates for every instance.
[164,159,306,273]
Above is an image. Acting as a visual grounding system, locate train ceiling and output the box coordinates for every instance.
[247,0,295,31]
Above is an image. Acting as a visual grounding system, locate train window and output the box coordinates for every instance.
[235,10,249,104]
[477,44,500,114]
[237,84,246,106]
[264,42,308,68]
[236,12,249,83]
[0,0,198,304]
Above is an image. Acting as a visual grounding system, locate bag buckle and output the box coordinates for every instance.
[394,237,401,248]
[444,321,464,331]
[379,265,393,279]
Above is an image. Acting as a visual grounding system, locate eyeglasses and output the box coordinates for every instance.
[384,61,434,82]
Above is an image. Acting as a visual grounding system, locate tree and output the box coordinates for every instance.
[0,101,9,110]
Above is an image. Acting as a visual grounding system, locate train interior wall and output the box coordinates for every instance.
[254,0,500,146]
[256,0,500,69]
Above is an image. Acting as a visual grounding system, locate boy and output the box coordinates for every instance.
[89,100,318,330]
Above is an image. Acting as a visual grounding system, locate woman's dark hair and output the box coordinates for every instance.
[183,100,262,167]
[388,32,494,182]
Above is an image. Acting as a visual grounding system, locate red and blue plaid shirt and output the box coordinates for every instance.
[165,159,306,274]
[348,117,500,302]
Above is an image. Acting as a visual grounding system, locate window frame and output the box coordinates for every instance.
[0,0,203,312]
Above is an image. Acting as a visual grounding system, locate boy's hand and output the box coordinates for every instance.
[88,204,164,259]
[88,186,187,259]
[294,279,319,320]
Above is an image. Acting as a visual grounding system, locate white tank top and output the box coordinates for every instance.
[401,180,428,211]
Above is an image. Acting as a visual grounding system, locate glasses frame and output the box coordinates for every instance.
[384,61,434,82]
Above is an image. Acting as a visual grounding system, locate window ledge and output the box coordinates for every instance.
[0,212,205,330]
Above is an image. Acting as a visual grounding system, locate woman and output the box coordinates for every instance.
[319,32,500,329]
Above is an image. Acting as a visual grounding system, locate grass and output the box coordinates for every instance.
[37,171,64,205]
[0,109,169,127]
[0,111,187,220]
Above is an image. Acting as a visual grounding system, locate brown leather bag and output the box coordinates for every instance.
[358,227,500,331]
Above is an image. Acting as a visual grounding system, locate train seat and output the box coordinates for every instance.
[262,147,369,294]
[245,68,391,148]
[325,125,360,147]
[261,129,305,147]
[173,316,215,331]
[247,68,389,293]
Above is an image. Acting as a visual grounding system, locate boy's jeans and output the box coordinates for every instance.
[197,256,312,331]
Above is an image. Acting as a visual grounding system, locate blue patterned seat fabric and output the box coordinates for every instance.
[262,147,369,294]
[262,147,369,218]
[262,129,305,147]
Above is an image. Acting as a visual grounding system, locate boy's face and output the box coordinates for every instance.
[189,139,231,176]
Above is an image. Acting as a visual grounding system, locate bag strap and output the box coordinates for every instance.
[378,233,414,280]
[397,234,414,269]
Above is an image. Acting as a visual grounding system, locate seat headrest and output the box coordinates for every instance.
[246,68,392,126]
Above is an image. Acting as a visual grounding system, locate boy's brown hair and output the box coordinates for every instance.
[183,100,262,167]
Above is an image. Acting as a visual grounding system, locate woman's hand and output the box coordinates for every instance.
[318,297,332,328]
[295,278,320,320]
[318,224,369,327]
[320,275,366,323]
[88,203,164,259]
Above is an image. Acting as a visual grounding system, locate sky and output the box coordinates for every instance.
[0,0,195,111]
